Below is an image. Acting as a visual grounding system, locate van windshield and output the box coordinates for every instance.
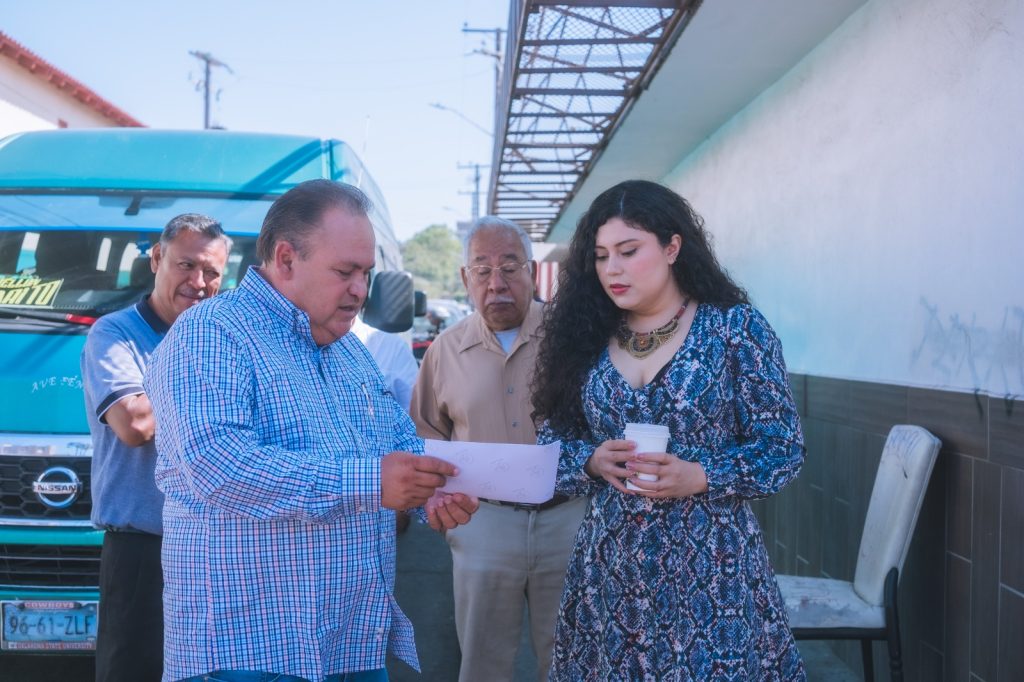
[0,191,265,317]
[0,228,256,317]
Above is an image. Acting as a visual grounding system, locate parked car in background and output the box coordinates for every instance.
[411,298,469,362]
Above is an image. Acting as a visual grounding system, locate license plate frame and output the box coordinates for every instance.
[1,600,98,651]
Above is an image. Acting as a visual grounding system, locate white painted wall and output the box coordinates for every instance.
[0,58,118,138]
[663,0,1024,397]
[0,97,55,138]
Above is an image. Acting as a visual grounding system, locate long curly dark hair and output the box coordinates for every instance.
[531,180,750,437]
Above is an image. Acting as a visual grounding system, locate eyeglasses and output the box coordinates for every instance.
[463,261,531,284]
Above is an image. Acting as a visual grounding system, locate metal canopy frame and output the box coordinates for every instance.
[488,0,701,241]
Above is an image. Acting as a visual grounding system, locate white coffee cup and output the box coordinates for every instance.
[623,423,670,491]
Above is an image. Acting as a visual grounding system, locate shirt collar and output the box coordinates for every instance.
[135,295,171,335]
[240,267,321,348]
[458,299,544,354]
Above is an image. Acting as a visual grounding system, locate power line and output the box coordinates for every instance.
[429,102,492,138]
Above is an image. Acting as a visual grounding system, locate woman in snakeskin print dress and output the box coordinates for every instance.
[532,181,806,681]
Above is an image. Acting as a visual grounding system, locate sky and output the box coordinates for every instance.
[2,0,509,241]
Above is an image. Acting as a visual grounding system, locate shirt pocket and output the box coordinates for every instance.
[345,374,398,457]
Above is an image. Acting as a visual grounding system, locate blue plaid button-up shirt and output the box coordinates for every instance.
[145,268,423,682]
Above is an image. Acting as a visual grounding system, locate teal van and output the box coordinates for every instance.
[0,129,413,653]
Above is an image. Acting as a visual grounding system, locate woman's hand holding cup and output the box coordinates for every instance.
[623,423,669,491]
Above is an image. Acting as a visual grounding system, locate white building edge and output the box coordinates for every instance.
[0,31,142,138]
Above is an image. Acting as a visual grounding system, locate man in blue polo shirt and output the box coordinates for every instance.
[82,213,231,682]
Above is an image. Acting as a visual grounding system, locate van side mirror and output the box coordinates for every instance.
[363,270,414,333]
[414,290,427,317]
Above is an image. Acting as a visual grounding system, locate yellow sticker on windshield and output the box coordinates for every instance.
[0,275,64,307]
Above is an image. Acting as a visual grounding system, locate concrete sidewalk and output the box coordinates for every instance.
[387,520,859,681]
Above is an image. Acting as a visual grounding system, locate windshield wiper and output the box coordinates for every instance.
[0,306,97,325]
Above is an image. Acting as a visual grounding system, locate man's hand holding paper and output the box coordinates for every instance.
[424,439,561,504]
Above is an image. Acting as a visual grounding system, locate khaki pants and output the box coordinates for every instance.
[446,496,588,682]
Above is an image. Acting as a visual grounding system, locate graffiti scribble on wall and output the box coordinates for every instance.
[912,298,1023,401]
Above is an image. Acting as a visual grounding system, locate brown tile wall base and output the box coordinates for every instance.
[997,587,1024,681]
[753,374,1024,682]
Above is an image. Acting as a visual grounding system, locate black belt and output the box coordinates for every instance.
[480,494,571,512]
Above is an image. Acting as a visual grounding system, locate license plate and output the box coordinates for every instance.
[1,600,98,651]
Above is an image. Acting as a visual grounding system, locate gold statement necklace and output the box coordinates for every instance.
[615,297,691,359]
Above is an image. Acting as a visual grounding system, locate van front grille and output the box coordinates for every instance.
[0,455,92,521]
[0,543,101,587]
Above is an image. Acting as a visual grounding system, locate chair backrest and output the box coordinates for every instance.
[34,232,90,279]
[853,425,941,605]
[35,231,120,290]
[129,256,155,290]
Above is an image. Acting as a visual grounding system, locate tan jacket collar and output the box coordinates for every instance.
[458,299,545,355]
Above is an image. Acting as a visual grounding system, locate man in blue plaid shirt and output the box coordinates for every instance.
[145,180,478,682]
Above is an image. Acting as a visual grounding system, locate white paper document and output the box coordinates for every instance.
[425,439,561,504]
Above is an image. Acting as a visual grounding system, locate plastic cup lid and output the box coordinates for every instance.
[625,423,669,434]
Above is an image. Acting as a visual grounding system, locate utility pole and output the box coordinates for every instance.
[189,51,233,129]
[462,25,505,219]
[458,162,485,220]
[462,24,505,95]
